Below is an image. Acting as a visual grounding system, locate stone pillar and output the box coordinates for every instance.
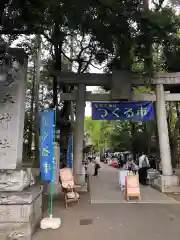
[154,84,180,192]
[0,48,43,240]
[73,84,86,184]
[156,84,172,176]
[0,61,26,169]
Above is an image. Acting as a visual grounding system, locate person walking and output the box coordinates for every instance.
[93,159,101,176]
[138,153,150,185]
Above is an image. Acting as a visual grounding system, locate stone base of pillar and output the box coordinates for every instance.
[74,165,86,186]
[153,175,180,193]
[74,170,89,192]
[0,169,34,192]
[75,182,89,192]
[74,174,85,185]
[0,185,43,240]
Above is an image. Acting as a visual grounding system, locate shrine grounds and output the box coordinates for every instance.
[33,163,180,240]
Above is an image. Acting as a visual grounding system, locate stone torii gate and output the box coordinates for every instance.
[58,70,180,192]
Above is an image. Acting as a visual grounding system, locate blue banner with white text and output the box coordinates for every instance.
[40,109,54,181]
[67,135,73,168]
[92,101,154,121]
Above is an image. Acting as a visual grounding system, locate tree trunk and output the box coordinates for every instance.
[143,0,149,9]
[52,24,63,107]
[153,103,160,160]
[34,35,41,167]
[175,102,180,167]
[40,79,44,108]
[167,102,177,168]
[27,59,36,159]
[131,122,136,158]
[143,0,153,77]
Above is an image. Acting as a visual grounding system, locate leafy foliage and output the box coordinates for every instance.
[85,115,157,154]
[2,0,180,164]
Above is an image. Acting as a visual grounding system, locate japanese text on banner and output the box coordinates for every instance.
[91,101,154,121]
[40,109,54,181]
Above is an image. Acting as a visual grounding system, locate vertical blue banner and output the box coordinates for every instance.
[67,135,73,168]
[40,109,54,181]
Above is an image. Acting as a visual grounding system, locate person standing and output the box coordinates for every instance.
[138,153,150,185]
[124,157,138,174]
[93,159,101,176]
[86,158,94,175]
[149,155,156,169]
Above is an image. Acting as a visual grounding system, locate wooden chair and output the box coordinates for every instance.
[59,168,80,209]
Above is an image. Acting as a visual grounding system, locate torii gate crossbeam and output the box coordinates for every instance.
[61,92,180,102]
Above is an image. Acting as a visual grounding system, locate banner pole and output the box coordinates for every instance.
[40,107,61,230]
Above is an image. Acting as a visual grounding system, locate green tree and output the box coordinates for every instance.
[3,0,180,166]
[84,117,114,152]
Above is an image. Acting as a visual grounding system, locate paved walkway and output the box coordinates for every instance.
[33,163,180,240]
[90,162,178,204]
[34,197,180,240]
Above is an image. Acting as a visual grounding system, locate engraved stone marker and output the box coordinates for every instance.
[0,47,43,240]
[0,60,26,169]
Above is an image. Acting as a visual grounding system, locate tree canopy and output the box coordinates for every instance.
[2,0,180,165]
[1,0,180,75]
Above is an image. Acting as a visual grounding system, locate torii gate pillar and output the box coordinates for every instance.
[73,84,86,184]
[154,84,180,192]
